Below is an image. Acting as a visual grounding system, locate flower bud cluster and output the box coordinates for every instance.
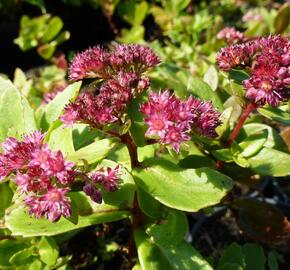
[0,131,75,222]
[217,35,290,106]
[83,166,120,203]
[61,45,159,128]
[140,91,221,152]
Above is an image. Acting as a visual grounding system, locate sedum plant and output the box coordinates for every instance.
[0,36,289,269]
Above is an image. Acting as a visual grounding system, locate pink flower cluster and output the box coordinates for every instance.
[69,44,160,81]
[217,35,290,107]
[140,91,221,152]
[0,131,75,222]
[61,45,159,128]
[217,27,246,45]
[83,166,120,203]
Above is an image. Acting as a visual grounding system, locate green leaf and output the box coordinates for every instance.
[133,158,233,212]
[239,123,287,151]
[67,138,119,165]
[228,69,250,85]
[187,77,224,111]
[44,81,81,125]
[247,147,290,176]
[217,243,245,270]
[212,148,233,162]
[39,237,59,266]
[274,3,290,34]
[5,192,130,237]
[0,182,13,218]
[242,244,266,270]
[268,251,279,270]
[258,107,290,125]
[47,125,74,157]
[146,210,188,247]
[118,25,145,43]
[9,248,33,266]
[0,239,28,267]
[137,187,164,219]
[135,229,213,270]
[238,130,268,158]
[203,65,218,91]
[37,42,57,60]
[0,78,36,142]
[41,16,63,43]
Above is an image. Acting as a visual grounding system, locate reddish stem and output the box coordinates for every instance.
[225,102,257,148]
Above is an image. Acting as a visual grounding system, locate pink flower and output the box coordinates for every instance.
[217,35,290,107]
[217,42,257,71]
[25,188,71,222]
[69,44,160,81]
[217,27,246,45]
[244,62,290,107]
[69,46,110,81]
[141,91,221,152]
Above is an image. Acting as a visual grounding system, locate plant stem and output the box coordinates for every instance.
[120,132,143,259]
[225,102,257,148]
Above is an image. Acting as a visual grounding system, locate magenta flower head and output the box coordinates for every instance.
[69,46,109,81]
[217,27,246,45]
[216,42,257,71]
[217,35,290,107]
[25,188,71,222]
[140,91,221,152]
[0,131,77,222]
[69,44,160,81]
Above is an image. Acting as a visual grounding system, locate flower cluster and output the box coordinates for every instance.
[217,27,246,45]
[0,131,75,222]
[61,44,159,128]
[217,35,290,106]
[140,91,221,152]
[83,166,120,203]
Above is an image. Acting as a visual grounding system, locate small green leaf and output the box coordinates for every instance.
[135,229,213,270]
[258,106,290,125]
[0,239,28,267]
[247,147,290,176]
[44,81,82,125]
[0,182,13,218]
[239,123,287,151]
[228,69,250,85]
[47,125,74,157]
[67,138,119,165]
[203,65,218,91]
[212,148,233,162]
[268,251,279,270]
[187,77,224,111]
[146,210,188,247]
[274,3,290,34]
[9,248,33,266]
[242,243,266,270]
[238,130,268,157]
[41,16,63,43]
[39,237,59,266]
[0,78,36,142]
[133,158,233,212]
[217,243,245,270]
